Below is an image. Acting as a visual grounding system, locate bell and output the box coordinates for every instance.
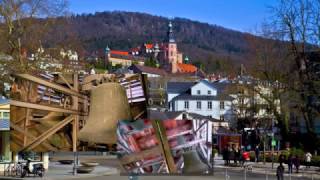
[182,150,208,174]
[79,83,132,144]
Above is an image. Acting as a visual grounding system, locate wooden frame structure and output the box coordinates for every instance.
[10,73,86,152]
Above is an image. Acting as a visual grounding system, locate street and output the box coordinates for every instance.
[62,168,316,180]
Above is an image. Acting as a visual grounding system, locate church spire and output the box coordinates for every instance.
[167,21,175,43]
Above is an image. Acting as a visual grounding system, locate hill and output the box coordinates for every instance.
[55,11,260,73]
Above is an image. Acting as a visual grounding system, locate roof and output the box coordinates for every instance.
[172,93,234,101]
[177,63,197,73]
[148,110,184,120]
[167,80,230,94]
[145,44,154,49]
[167,82,195,94]
[110,50,129,56]
[187,112,222,122]
[0,97,9,105]
[130,64,167,76]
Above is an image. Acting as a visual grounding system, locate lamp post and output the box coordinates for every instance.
[271,118,275,169]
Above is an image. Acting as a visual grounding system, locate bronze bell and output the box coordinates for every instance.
[182,150,208,174]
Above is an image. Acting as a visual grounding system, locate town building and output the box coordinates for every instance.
[167,79,235,124]
[0,96,10,162]
[105,21,199,75]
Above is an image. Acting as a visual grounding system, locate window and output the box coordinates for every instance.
[3,112,9,118]
[184,101,189,109]
[220,115,224,121]
[220,101,225,109]
[208,90,211,95]
[197,101,202,109]
[197,90,201,95]
[170,51,173,56]
[208,101,212,109]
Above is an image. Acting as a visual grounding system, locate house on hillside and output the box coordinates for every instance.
[167,80,236,125]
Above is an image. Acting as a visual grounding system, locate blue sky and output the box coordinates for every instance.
[69,0,278,32]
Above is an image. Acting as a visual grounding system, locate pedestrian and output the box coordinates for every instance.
[232,144,238,165]
[287,154,293,174]
[276,164,285,180]
[278,154,286,166]
[222,146,229,166]
[255,145,260,163]
[235,146,241,166]
[227,145,231,165]
[293,155,300,173]
[305,152,312,168]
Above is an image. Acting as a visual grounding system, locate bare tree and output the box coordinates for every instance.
[0,0,69,73]
[268,0,320,134]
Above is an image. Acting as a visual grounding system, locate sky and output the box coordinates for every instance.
[69,0,279,32]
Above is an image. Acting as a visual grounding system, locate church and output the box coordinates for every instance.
[105,21,198,74]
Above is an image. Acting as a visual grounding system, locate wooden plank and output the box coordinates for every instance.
[14,74,84,98]
[72,74,79,152]
[151,120,177,173]
[119,146,162,165]
[10,100,81,115]
[21,115,74,151]
[10,123,58,151]
[23,109,31,146]
[58,74,75,91]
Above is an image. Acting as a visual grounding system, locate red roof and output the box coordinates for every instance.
[145,44,153,49]
[177,63,197,73]
[110,50,129,56]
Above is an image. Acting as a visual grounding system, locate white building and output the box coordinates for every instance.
[167,80,235,123]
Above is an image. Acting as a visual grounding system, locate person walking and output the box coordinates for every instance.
[279,154,286,166]
[276,164,285,180]
[235,147,241,166]
[305,152,312,168]
[232,144,238,165]
[222,146,229,166]
[287,154,293,174]
[293,155,300,173]
[254,145,260,163]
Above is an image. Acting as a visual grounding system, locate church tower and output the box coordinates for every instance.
[167,21,178,73]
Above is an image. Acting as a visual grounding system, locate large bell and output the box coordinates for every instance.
[182,150,208,174]
[78,83,132,144]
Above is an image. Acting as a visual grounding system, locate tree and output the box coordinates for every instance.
[269,0,320,135]
[144,56,157,68]
[0,0,69,73]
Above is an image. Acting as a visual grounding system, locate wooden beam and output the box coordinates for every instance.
[58,74,75,91]
[21,115,74,151]
[14,74,84,98]
[72,74,79,152]
[119,146,162,165]
[10,123,58,151]
[23,109,31,146]
[10,100,81,115]
[151,120,177,173]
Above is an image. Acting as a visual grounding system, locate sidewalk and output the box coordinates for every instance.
[0,157,120,180]
[0,163,119,180]
[213,155,320,179]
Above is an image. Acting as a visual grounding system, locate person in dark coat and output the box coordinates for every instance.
[255,145,260,162]
[222,146,229,166]
[287,154,293,174]
[235,147,241,165]
[276,164,285,180]
[231,144,237,164]
[278,154,286,166]
[293,155,300,173]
